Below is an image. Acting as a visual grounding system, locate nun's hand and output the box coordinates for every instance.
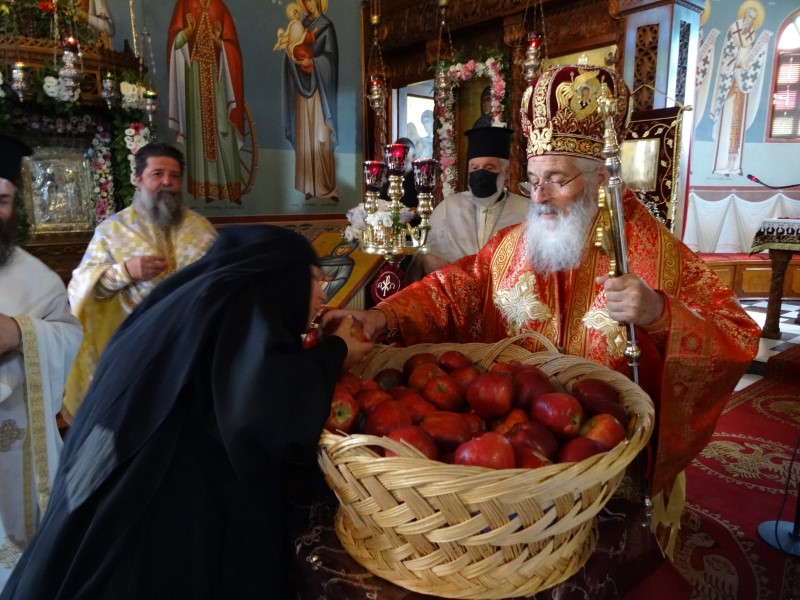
[331,315,375,369]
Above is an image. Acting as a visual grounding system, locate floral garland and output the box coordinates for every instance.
[0,72,155,224]
[437,53,509,197]
[343,201,415,243]
[88,129,114,222]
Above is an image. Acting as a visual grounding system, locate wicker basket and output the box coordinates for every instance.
[318,335,654,599]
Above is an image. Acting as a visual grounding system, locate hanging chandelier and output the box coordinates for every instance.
[433,0,455,105]
[521,0,548,83]
[366,0,388,113]
[11,63,30,102]
[58,36,85,99]
[139,24,159,121]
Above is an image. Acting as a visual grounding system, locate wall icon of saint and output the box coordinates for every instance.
[281,0,339,202]
[709,0,772,176]
[168,0,245,203]
[319,241,356,300]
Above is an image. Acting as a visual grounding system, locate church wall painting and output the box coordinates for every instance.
[104,0,362,220]
[684,0,800,254]
[690,0,796,189]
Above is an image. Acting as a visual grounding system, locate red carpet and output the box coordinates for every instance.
[676,345,800,599]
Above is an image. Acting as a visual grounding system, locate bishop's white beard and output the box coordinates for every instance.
[524,188,599,274]
[133,185,185,228]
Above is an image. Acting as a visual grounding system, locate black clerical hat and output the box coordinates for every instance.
[464,126,513,160]
[0,134,33,182]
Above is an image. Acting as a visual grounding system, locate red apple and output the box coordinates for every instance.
[532,392,584,438]
[557,436,606,463]
[422,375,466,411]
[337,371,362,396]
[489,362,516,379]
[491,408,529,435]
[324,385,359,434]
[513,369,555,411]
[349,319,367,342]
[466,372,514,419]
[450,364,481,388]
[374,367,404,391]
[504,421,558,460]
[454,431,515,469]
[403,352,439,381]
[400,393,438,424]
[462,412,487,437]
[364,400,412,437]
[302,326,324,349]
[420,412,472,451]
[355,389,393,415]
[571,378,620,407]
[437,350,474,373]
[408,363,446,390]
[579,413,627,450]
[514,447,553,469]
[388,385,417,399]
[385,425,439,460]
[359,378,379,392]
[582,398,629,427]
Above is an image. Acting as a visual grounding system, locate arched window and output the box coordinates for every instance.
[768,9,800,140]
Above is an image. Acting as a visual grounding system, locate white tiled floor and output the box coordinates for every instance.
[734,298,800,391]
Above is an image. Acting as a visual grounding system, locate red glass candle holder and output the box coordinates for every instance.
[384,143,409,175]
[363,161,388,192]
[63,36,79,53]
[527,32,543,48]
[412,159,438,193]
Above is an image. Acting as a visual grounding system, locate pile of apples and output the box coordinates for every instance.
[324,349,630,470]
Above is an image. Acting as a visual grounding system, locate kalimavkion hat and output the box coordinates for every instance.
[520,65,630,161]
[464,126,513,160]
[0,134,33,182]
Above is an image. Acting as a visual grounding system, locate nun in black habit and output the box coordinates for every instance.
[1,225,373,599]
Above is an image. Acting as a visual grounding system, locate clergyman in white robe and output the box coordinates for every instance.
[0,247,82,591]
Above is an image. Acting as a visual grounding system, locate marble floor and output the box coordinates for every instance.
[735,298,800,391]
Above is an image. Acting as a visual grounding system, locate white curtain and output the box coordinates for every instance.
[683,193,800,253]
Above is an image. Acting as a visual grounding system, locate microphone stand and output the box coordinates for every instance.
[757,436,800,557]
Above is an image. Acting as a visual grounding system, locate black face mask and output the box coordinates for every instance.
[468,169,499,198]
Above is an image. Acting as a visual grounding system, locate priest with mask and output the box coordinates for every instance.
[420,126,528,274]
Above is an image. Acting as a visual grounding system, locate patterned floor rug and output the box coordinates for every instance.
[675,345,800,599]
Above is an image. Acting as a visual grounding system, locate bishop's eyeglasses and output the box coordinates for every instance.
[521,172,583,197]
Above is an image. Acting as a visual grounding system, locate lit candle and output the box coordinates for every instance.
[363,160,388,192]
[383,143,408,175]
[527,32,543,48]
[412,159,438,193]
[64,36,79,52]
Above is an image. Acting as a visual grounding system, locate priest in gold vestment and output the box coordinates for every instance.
[64,143,216,421]
[324,65,761,555]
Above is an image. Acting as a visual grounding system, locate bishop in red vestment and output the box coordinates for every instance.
[324,65,760,554]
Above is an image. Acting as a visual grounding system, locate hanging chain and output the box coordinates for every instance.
[52,0,60,45]
[141,26,157,83]
[519,0,531,41]
[536,0,548,57]
[129,0,139,57]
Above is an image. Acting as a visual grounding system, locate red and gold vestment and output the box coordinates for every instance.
[377,189,760,494]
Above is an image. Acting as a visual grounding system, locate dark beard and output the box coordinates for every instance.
[133,186,185,228]
[0,216,17,267]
